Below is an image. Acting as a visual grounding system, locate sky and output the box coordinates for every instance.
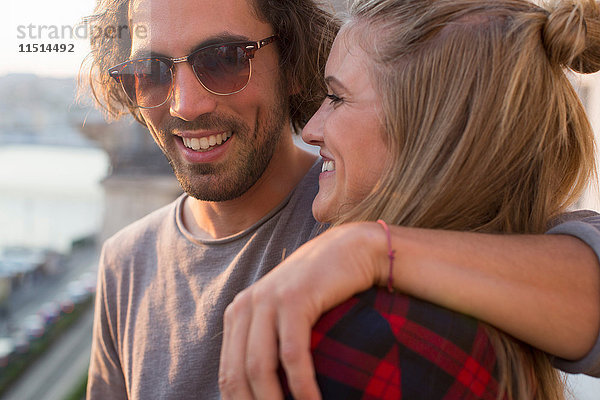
[2,0,96,78]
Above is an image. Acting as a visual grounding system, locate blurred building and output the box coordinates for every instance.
[574,73,600,210]
[79,117,181,244]
[328,0,348,14]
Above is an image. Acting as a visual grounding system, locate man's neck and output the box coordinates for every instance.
[181,133,317,239]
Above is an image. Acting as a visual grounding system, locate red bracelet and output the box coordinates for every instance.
[376,219,395,293]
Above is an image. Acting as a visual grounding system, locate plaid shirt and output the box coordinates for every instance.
[284,287,500,399]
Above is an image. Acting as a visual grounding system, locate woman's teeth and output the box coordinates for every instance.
[182,132,232,151]
[322,160,335,172]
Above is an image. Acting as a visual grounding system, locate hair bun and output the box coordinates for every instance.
[543,0,600,73]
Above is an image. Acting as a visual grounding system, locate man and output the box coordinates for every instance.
[86,0,600,398]
[86,0,335,398]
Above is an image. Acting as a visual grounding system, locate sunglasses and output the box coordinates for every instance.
[108,35,277,109]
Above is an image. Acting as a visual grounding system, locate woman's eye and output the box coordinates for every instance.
[326,93,343,105]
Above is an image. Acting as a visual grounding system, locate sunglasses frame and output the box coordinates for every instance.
[108,35,277,109]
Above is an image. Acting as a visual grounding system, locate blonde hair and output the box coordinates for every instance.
[333,0,600,398]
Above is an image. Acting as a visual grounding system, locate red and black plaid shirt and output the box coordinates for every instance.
[283,287,500,399]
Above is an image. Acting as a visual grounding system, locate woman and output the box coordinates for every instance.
[220,0,600,398]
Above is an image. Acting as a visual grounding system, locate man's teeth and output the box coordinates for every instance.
[182,132,232,151]
[322,160,335,172]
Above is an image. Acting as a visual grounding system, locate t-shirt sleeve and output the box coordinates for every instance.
[546,212,600,377]
[87,243,128,399]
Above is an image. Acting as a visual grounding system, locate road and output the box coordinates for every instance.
[2,244,98,335]
[9,245,98,313]
[1,307,93,400]
[0,244,99,400]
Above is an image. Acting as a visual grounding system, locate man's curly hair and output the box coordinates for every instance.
[82,0,339,131]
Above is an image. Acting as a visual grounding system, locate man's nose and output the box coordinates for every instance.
[169,64,218,121]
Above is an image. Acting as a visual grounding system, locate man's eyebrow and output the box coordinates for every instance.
[130,33,251,60]
[189,33,251,53]
[129,49,161,59]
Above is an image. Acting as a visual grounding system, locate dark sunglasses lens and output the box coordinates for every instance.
[119,59,172,107]
[191,45,250,94]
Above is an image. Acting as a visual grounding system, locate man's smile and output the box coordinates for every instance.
[181,132,233,151]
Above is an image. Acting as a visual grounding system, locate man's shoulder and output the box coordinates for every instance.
[550,209,600,227]
[102,196,181,256]
[289,158,321,203]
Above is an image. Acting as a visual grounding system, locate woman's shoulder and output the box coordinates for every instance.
[309,287,500,400]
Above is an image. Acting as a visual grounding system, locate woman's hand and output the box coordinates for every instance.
[218,223,384,400]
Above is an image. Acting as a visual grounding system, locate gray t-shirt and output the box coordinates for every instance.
[548,211,600,376]
[88,159,600,399]
[87,162,321,400]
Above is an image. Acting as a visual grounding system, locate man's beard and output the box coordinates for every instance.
[157,98,287,202]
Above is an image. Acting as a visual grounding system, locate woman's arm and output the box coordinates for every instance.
[375,224,600,360]
[219,220,600,400]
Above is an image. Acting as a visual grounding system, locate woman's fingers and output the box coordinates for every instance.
[279,310,321,400]
[246,297,284,400]
[220,224,379,399]
[219,292,255,400]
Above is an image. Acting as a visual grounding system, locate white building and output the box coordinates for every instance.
[574,73,600,211]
